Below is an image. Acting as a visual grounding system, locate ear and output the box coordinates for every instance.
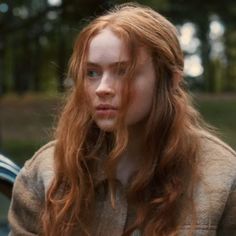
[172,71,182,89]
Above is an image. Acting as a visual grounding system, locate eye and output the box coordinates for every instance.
[86,69,102,79]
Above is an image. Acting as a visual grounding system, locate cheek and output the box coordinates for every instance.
[131,78,155,107]
[84,84,94,106]
[128,85,154,117]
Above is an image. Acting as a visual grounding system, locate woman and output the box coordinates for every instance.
[8,3,236,236]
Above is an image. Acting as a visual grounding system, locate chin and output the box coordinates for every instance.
[95,120,116,132]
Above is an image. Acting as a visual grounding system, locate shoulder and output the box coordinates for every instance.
[24,140,56,172]
[15,141,56,196]
[9,142,56,234]
[197,130,236,188]
[198,130,236,163]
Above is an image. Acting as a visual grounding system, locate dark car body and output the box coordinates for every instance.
[0,154,20,235]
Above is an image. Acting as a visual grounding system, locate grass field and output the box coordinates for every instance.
[0,94,61,166]
[195,93,236,149]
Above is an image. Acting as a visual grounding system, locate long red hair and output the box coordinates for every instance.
[42,3,206,235]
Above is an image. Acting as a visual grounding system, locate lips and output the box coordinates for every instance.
[96,104,117,109]
[95,104,118,116]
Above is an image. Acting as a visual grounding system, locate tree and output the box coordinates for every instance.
[0,0,110,94]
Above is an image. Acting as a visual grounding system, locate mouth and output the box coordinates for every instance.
[95,104,118,116]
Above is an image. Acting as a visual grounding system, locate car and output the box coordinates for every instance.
[0,154,20,235]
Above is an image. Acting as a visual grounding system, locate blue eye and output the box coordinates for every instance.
[86,69,101,79]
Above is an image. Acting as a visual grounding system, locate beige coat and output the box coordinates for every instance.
[8,132,236,236]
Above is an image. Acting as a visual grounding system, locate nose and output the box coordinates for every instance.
[95,73,115,98]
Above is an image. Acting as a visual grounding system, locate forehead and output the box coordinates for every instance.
[87,28,129,66]
[87,28,150,66]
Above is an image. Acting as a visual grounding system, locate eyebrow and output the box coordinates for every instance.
[86,61,130,67]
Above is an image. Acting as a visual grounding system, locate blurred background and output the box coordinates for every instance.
[1,0,236,167]
[0,0,236,232]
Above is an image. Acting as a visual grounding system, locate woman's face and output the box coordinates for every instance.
[84,28,156,132]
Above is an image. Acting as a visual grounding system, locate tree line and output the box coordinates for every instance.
[0,0,236,95]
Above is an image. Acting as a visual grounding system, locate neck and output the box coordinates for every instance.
[116,124,145,185]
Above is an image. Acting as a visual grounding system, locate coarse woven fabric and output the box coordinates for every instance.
[8,131,236,236]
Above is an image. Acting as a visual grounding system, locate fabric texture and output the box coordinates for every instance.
[8,132,236,236]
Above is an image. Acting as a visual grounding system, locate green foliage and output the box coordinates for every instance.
[1,0,236,94]
[224,29,236,91]
[196,95,236,149]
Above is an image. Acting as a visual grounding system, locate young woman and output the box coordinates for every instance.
[8,3,236,236]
